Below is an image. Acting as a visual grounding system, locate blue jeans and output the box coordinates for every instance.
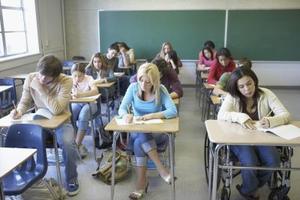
[231,145,280,194]
[55,123,80,184]
[128,132,168,167]
[71,103,97,132]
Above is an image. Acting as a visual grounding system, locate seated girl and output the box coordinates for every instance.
[154,41,182,69]
[207,47,236,84]
[85,52,116,102]
[197,41,217,71]
[119,63,177,199]
[71,63,99,157]
[217,67,290,199]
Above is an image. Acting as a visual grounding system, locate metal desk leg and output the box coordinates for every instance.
[111,131,119,200]
[88,103,97,161]
[208,141,213,200]
[168,133,176,200]
[0,179,4,200]
[53,132,63,187]
[211,144,222,200]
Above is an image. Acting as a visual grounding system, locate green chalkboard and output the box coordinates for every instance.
[227,10,300,61]
[99,10,225,60]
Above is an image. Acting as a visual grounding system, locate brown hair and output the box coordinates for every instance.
[36,55,62,78]
[71,62,87,74]
[89,52,107,70]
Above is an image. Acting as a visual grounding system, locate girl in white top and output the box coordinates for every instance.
[218,67,290,199]
[71,63,99,157]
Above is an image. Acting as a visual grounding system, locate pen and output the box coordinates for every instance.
[12,100,17,110]
[265,110,273,117]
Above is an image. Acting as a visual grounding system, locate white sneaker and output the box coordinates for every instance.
[78,145,88,158]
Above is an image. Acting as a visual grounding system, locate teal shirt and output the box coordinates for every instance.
[118,83,177,118]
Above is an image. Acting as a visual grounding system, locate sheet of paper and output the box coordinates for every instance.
[257,124,300,140]
[115,116,163,125]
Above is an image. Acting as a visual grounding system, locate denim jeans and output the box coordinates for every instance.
[128,132,168,167]
[71,103,97,132]
[55,123,80,184]
[231,145,280,194]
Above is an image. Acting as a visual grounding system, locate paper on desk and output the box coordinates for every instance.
[256,124,300,140]
[115,116,163,125]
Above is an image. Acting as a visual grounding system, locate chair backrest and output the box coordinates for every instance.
[0,77,17,109]
[5,124,48,171]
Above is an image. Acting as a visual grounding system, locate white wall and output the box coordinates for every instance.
[0,0,65,76]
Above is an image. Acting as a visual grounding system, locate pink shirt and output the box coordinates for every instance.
[197,50,217,67]
[72,75,94,94]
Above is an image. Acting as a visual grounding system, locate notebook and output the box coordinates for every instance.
[257,124,300,140]
[115,116,163,125]
[12,108,53,121]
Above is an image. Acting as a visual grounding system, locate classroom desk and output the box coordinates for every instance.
[96,82,116,121]
[105,117,179,200]
[7,74,28,84]
[205,120,300,200]
[0,147,36,200]
[70,94,101,161]
[0,86,12,93]
[0,112,71,187]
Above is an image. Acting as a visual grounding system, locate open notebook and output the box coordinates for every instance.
[115,116,163,125]
[256,124,300,140]
[12,108,53,121]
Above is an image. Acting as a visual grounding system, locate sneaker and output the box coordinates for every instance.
[67,179,80,196]
[78,144,88,158]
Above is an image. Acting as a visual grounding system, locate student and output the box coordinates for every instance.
[197,40,217,71]
[207,47,236,84]
[119,63,177,199]
[105,42,130,96]
[154,41,182,69]
[166,50,180,74]
[130,59,183,99]
[10,55,80,196]
[217,67,290,199]
[71,63,99,157]
[118,41,136,68]
[85,52,116,102]
[213,58,252,96]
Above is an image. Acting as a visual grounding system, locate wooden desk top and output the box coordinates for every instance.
[8,74,28,80]
[114,72,125,77]
[0,112,71,129]
[70,94,101,103]
[205,120,300,146]
[0,147,36,178]
[203,83,215,90]
[210,96,221,105]
[105,117,179,133]
[0,85,13,93]
[96,82,115,88]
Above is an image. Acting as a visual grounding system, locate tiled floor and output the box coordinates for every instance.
[43,87,300,200]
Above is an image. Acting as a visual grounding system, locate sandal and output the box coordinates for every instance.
[236,185,260,200]
[129,182,149,200]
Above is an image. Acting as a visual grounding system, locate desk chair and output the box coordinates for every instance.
[203,131,292,200]
[0,78,17,116]
[3,124,48,196]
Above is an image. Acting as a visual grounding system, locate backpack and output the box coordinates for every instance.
[92,150,130,185]
[21,178,67,200]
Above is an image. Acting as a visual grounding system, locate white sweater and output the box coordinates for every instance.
[217,87,290,128]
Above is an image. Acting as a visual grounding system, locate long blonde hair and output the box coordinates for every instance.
[88,52,107,70]
[137,63,161,105]
[159,41,173,58]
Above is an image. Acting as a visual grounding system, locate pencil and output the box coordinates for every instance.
[265,110,273,117]
[12,100,17,110]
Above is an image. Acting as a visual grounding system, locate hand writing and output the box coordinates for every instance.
[123,114,133,123]
[258,118,270,129]
[10,109,22,119]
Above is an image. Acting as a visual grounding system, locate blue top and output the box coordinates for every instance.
[118,82,177,119]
